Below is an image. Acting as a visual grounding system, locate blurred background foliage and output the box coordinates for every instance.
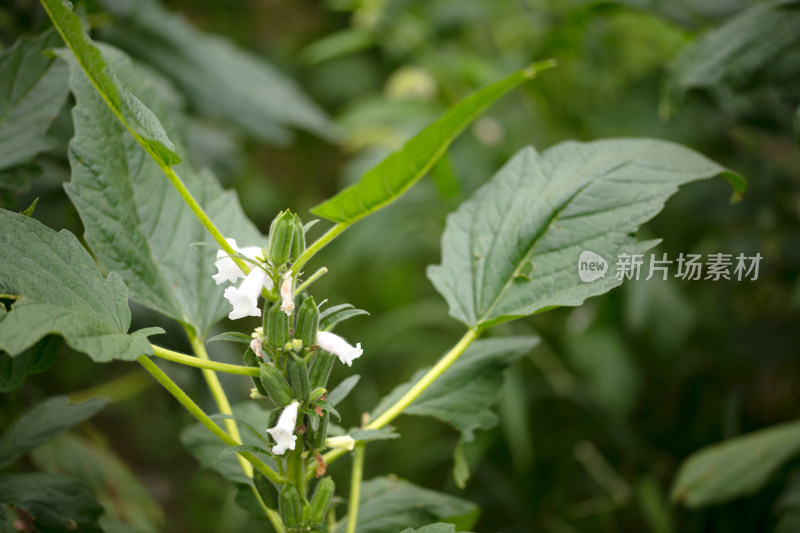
[1,0,799,531]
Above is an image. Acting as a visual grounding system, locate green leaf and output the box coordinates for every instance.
[399,524,464,533]
[311,61,555,224]
[0,209,163,362]
[327,374,360,407]
[40,0,180,167]
[672,420,800,508]
[372,337,538,437]
[61,44,263,335]
[427,140,744,329]
[214,444,271,463]
[348,427,400,442]
[0,473,103,533]
[210,414,271,447]
[99,0,335,143]
[452,439,470,490]
[206,332,254,345]
[0,395,107,469]
[0,29,69,172]
[662,0,800,116]
[319,304,370,332]
[20,197,39,217]
[336,477,479,533]
[0,335,61,392]
[31,433,164,533]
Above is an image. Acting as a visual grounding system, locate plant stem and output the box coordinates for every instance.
[345,443,365,533]
[294,267,328,295]
[136,355,284,484]
[290,223,348,276]
[151,344,259,376]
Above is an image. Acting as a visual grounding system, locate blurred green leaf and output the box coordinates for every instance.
[348,427,399,442]
[0,473,103,533]
[206,332,253,345]
[31,433,164,533]
[0,29,69,172]
[0,209,163,362]
[214,444,271,463]
[327,374,360,407]
[662,0,800,115]
[427,140,743,329]
[100,0,335,144]
[0,395,106,469]
[40,0,180,166]
[672,420,800,508]
[0,334,61,393]
[372,337,538,436]
[336,476,479,533]
[311,62,554,224]
[400,525,466,533]
[61,44,263,335]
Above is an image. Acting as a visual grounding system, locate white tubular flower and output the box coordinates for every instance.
[223,267,270,320]
[267,401,299,455]
[325,435,355,451]
[279,272,294,316]
[316,331,363,367]
[212,239,266,285]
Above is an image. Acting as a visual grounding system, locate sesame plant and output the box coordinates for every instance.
[0,1,748,532]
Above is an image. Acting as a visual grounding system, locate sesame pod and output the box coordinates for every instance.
[253,471,279,509]
[309,477,335,524]
[308,351,336,390]
[266,303,289,349]
[259,363,293,407]
[296,297,319,347]
[245,349,270,397]
[308,412,328,449]
[279,483,302,527]
[268,210,294,267]
[290,214,306,262]
[286,353,310,403]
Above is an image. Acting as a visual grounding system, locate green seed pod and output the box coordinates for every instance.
[290,214,306,262]
[266,303,289,349]
[268,210,294,267]
[245,348,270,397]
[259,363,293,407]
[286,353,310,403]
[308,411,328,450]
[308,351,336,390]
[279,483,302,527]
[309,477,335,524]
[253,471,279,509]
[295,297,319,347]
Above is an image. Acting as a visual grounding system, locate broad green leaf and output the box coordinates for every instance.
[427,140,744,329]
[0,29,69,171]
[311,61,554,224]
[662,0,800,115]
[181,403,276,486]
[372,337,538,437]
[0,396,107,469]
[0,209,162,362]
[214,444,271,463]
[0,473,103,533]
[400,525,465,533]
[40,0,180,167]
[327,374,360,407]
[672,420,800,508]
[336,477,479,533]
[348,427,399,442]
[62,44,263,335]
[0,335,61,392]
[99,0,335,143]
[31,433,164,533]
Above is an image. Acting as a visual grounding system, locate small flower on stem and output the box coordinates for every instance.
[223,267,270,320]
[250,337,264,358]
[212,238,265,285]
[267,401,299,455]
[279,272,294,316]
[316,331,363,366]
[325,435,355,451]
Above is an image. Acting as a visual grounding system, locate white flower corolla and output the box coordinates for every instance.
[279,272,294,316]
[316,331,363,367]
[325,435,355,451]
[223,267,270,320]
[250,337,264,358]
[267,400,299,455]
[212,239,265,285]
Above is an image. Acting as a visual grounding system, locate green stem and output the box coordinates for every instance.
[294,267,328,295]
[290,223,348,276]
[311,328,480,478]
[151,344,259,376]
[69,370,152,404]
[136,355,284,484]
[345,443,365,533]
[0,293,21,300]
